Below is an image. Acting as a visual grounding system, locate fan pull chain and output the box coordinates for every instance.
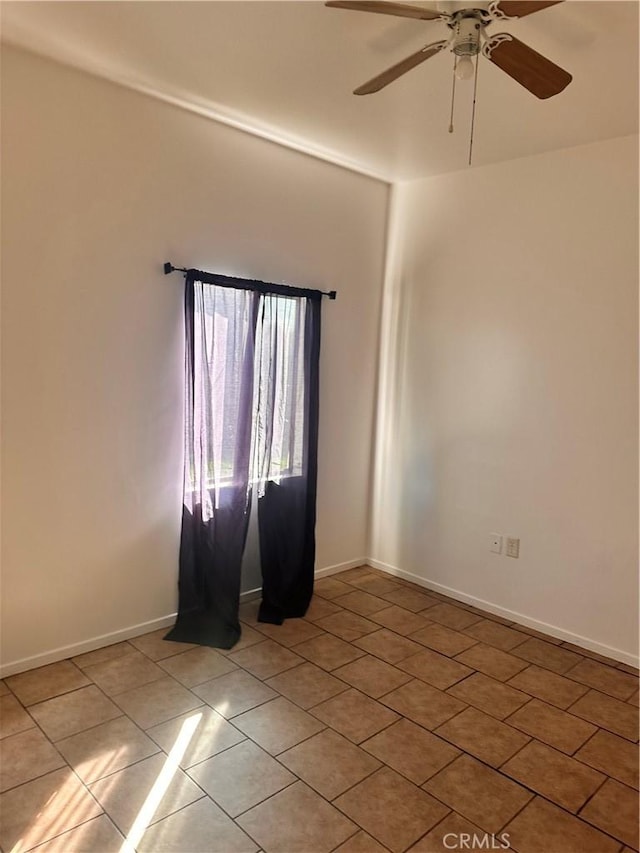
[468,50,480,165]
[448,55,458,133]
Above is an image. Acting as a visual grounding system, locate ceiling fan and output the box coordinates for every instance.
[325,0,572,99]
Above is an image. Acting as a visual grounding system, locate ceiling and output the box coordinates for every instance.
[1,1,638,181]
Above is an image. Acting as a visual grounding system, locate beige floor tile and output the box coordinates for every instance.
[459,606,515,628]
[238,780,356,853]
[310,688,399,743]
[507,664,590,708]
[0,727,65,792]
[57,715,160,783]
[513,637,583,674]
[315,578,354,599]
[333,590,390,616]
[561,642,621,664]
[346,575,405,597]
[627,689,639,705]
[111,675,203,729]
[147,706,245,768]
[303,596,343,621]
[292,633,366,671]
[575,728,639,788]
[617,662,640,676]
[334,830,390,852]
[579,778,640,849]
[501,740,604,812]
[253,618,325,647]
[83,650,165,696]
[504,796,621,853]
[89,752,203,834]
[425,604,483,632]
[397,649,473,691]
[446,673,530,720]
[158,646,238,687]
[424,754,532,834]
[128,629,197,660]
[506,697,597,754]
[411,624,478,657]
[380,587,440,613]
[232,696,325,754]
[333,566,375,584]
[514,625,565,644]
[569,688,639,741]
[407,812,486,852]
[333,655,412,698]
[362,719,460,784]
[187,740,295,817]
[279,728,381,799]
[32,814,124,852]
[369,605,432,636]
[0,680,9,696]
[0,693,35,739]
[29,685,122,741]
[193,669,278,717]
[456,644,528,682]
[381,679,466,730]
[72,642,137,670]
[434,706,529,767]
[0,768,103,852]
[334,767,449,853]
[463,619,529,651]
[313,611,379,642]
[265,662,348,709]
[564,658,639,700]
[228,640,303,679]
[6,660,90,706]
[137,796,258,852]
[354,629,423,664]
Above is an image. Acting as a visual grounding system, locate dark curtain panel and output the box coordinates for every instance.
[254,294,321,624]
[166,276,258,649]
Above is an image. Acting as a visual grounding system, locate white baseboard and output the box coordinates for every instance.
[315,557,368,579]
[366,558,639,668]
[0,615,178,679]
[6,555,633,676]
[0,557,368,678]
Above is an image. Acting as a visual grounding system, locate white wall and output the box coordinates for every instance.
[1,45,389,672]
[371,135,639,662]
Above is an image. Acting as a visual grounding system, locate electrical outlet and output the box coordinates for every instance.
[506,537,520,558]
[490,533,502,554]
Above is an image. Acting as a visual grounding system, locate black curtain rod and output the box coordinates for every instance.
[164,262,337,301]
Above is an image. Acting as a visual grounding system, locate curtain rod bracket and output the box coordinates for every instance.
[164,261,336,300]
[164,261,188,276]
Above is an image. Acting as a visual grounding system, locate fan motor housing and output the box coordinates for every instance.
[450,11,487,56]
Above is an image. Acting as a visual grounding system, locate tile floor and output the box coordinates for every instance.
[0,566,638,853]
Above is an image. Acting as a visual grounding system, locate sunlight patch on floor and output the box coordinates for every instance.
[119,711,203,853]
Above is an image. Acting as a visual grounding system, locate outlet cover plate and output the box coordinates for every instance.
[506,537,520,558]
[490,534,502,554]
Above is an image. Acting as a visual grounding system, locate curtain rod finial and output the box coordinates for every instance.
[328,290,337,300]
[164,262,175,275]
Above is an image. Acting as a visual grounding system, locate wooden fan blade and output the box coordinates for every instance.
[494,1,563,18]
[325,1,442,21]
[354,40,448,94]
[485,34,571,98]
